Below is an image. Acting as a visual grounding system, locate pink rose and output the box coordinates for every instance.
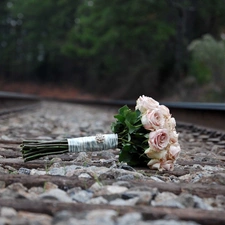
[147,159,174,171]
[148,129,170,151]
[145,148,167,159]
[135,95,159,114]
[161,160,174,171]
[168,143,181,159]
[141,108,165,131]
[164,117,176,131]
[169,131,179,144]
[158,105,171,119]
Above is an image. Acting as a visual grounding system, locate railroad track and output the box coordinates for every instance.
[1,91,225,130]
[41,95,225,131]
[0,91,225,225]
[0,91,40,116]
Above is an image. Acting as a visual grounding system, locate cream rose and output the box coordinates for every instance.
[145,148,167,159]
[169,130,179,144]
[164,117,176,131]
[141,108,165,131]
[168,143,181,159]
[135,95,159,114]
[148,129,170,151]
[158,105,171,119]
[147,158,174,171]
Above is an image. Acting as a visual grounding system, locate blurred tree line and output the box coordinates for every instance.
[1,0,225,100]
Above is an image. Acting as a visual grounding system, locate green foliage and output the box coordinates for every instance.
[188,34,225,85]
[111,105,149,166]
[0,0,80,80]
[188,60,211,84]
[1,0,225,100]
[62,0,176,95]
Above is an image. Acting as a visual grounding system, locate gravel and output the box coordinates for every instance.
[0,100,225,225]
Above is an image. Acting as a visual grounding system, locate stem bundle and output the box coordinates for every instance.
[21,140,69,162]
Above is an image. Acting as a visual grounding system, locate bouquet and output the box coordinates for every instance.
[21,95,181,171]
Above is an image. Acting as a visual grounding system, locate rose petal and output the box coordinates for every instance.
[169,143,181,159]
[141,109,165,131]
[136,95,159,114]
[145,148,167,159]
[148,129,170,151]
[147,159,174,171]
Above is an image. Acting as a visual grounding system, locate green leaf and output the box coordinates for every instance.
[125,119,138,134]
[119,149,132,162]
[114,114,125,123]
[122,143,131,151]
[125,110,138,124]
[111,122,125,134]
[118,105,130,117]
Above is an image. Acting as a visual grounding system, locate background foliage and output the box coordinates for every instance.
[1,0,225,101]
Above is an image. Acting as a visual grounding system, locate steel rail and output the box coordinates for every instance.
[0,91,40,116]
[46,97,225,131]
[0,91,224,131]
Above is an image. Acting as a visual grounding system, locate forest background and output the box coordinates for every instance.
[1,0,225,102]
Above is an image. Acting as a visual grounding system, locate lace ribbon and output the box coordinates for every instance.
[67,134,118,152]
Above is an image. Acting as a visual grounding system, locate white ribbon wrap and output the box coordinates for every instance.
[67,134,118,153]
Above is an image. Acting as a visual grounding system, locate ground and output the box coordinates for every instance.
[0,80,95,100]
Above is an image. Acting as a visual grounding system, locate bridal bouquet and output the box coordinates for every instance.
[21,95,181,171]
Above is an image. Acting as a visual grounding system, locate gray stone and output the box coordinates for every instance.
[8,182,27,192]
[43,181,58,190]
[89,182,103,192]
[153,192,178,203]
[122,190,153,204]
[52,210,77,225]
[117,212,142,225]
[99,151,115,159]
[18,167,31,175]
[94,185,128,196]
[151,192,212,210]
[151,192,182,208]
[177,193,213,210]
[118,163,136,171]
[4,165,17,173]
[30,169,47,175]
[53,218,86,225]
[110,197,139,206]
[0,207,17,218]
[152,199,185,208]
[65,165,83,176]
[112,181,131,188]
[113,168,145,180]
[74,152,90,162]
[150,176,165,182]
[0,181,5,188]
[16,211,52,225]
[92,185,128,201]
[1,183,33,200]
[48,167,65,176]
[1,189,25,199]
[116,174,135,180]
[0,166,9,174]
[86,209,117,225]
[29,186,44,195]
[87,196,108,204]
[39,189,72,202]
[0,218,11,225]
[141,220,201,225]
[69,190,93,203]
[78,173,92,179]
